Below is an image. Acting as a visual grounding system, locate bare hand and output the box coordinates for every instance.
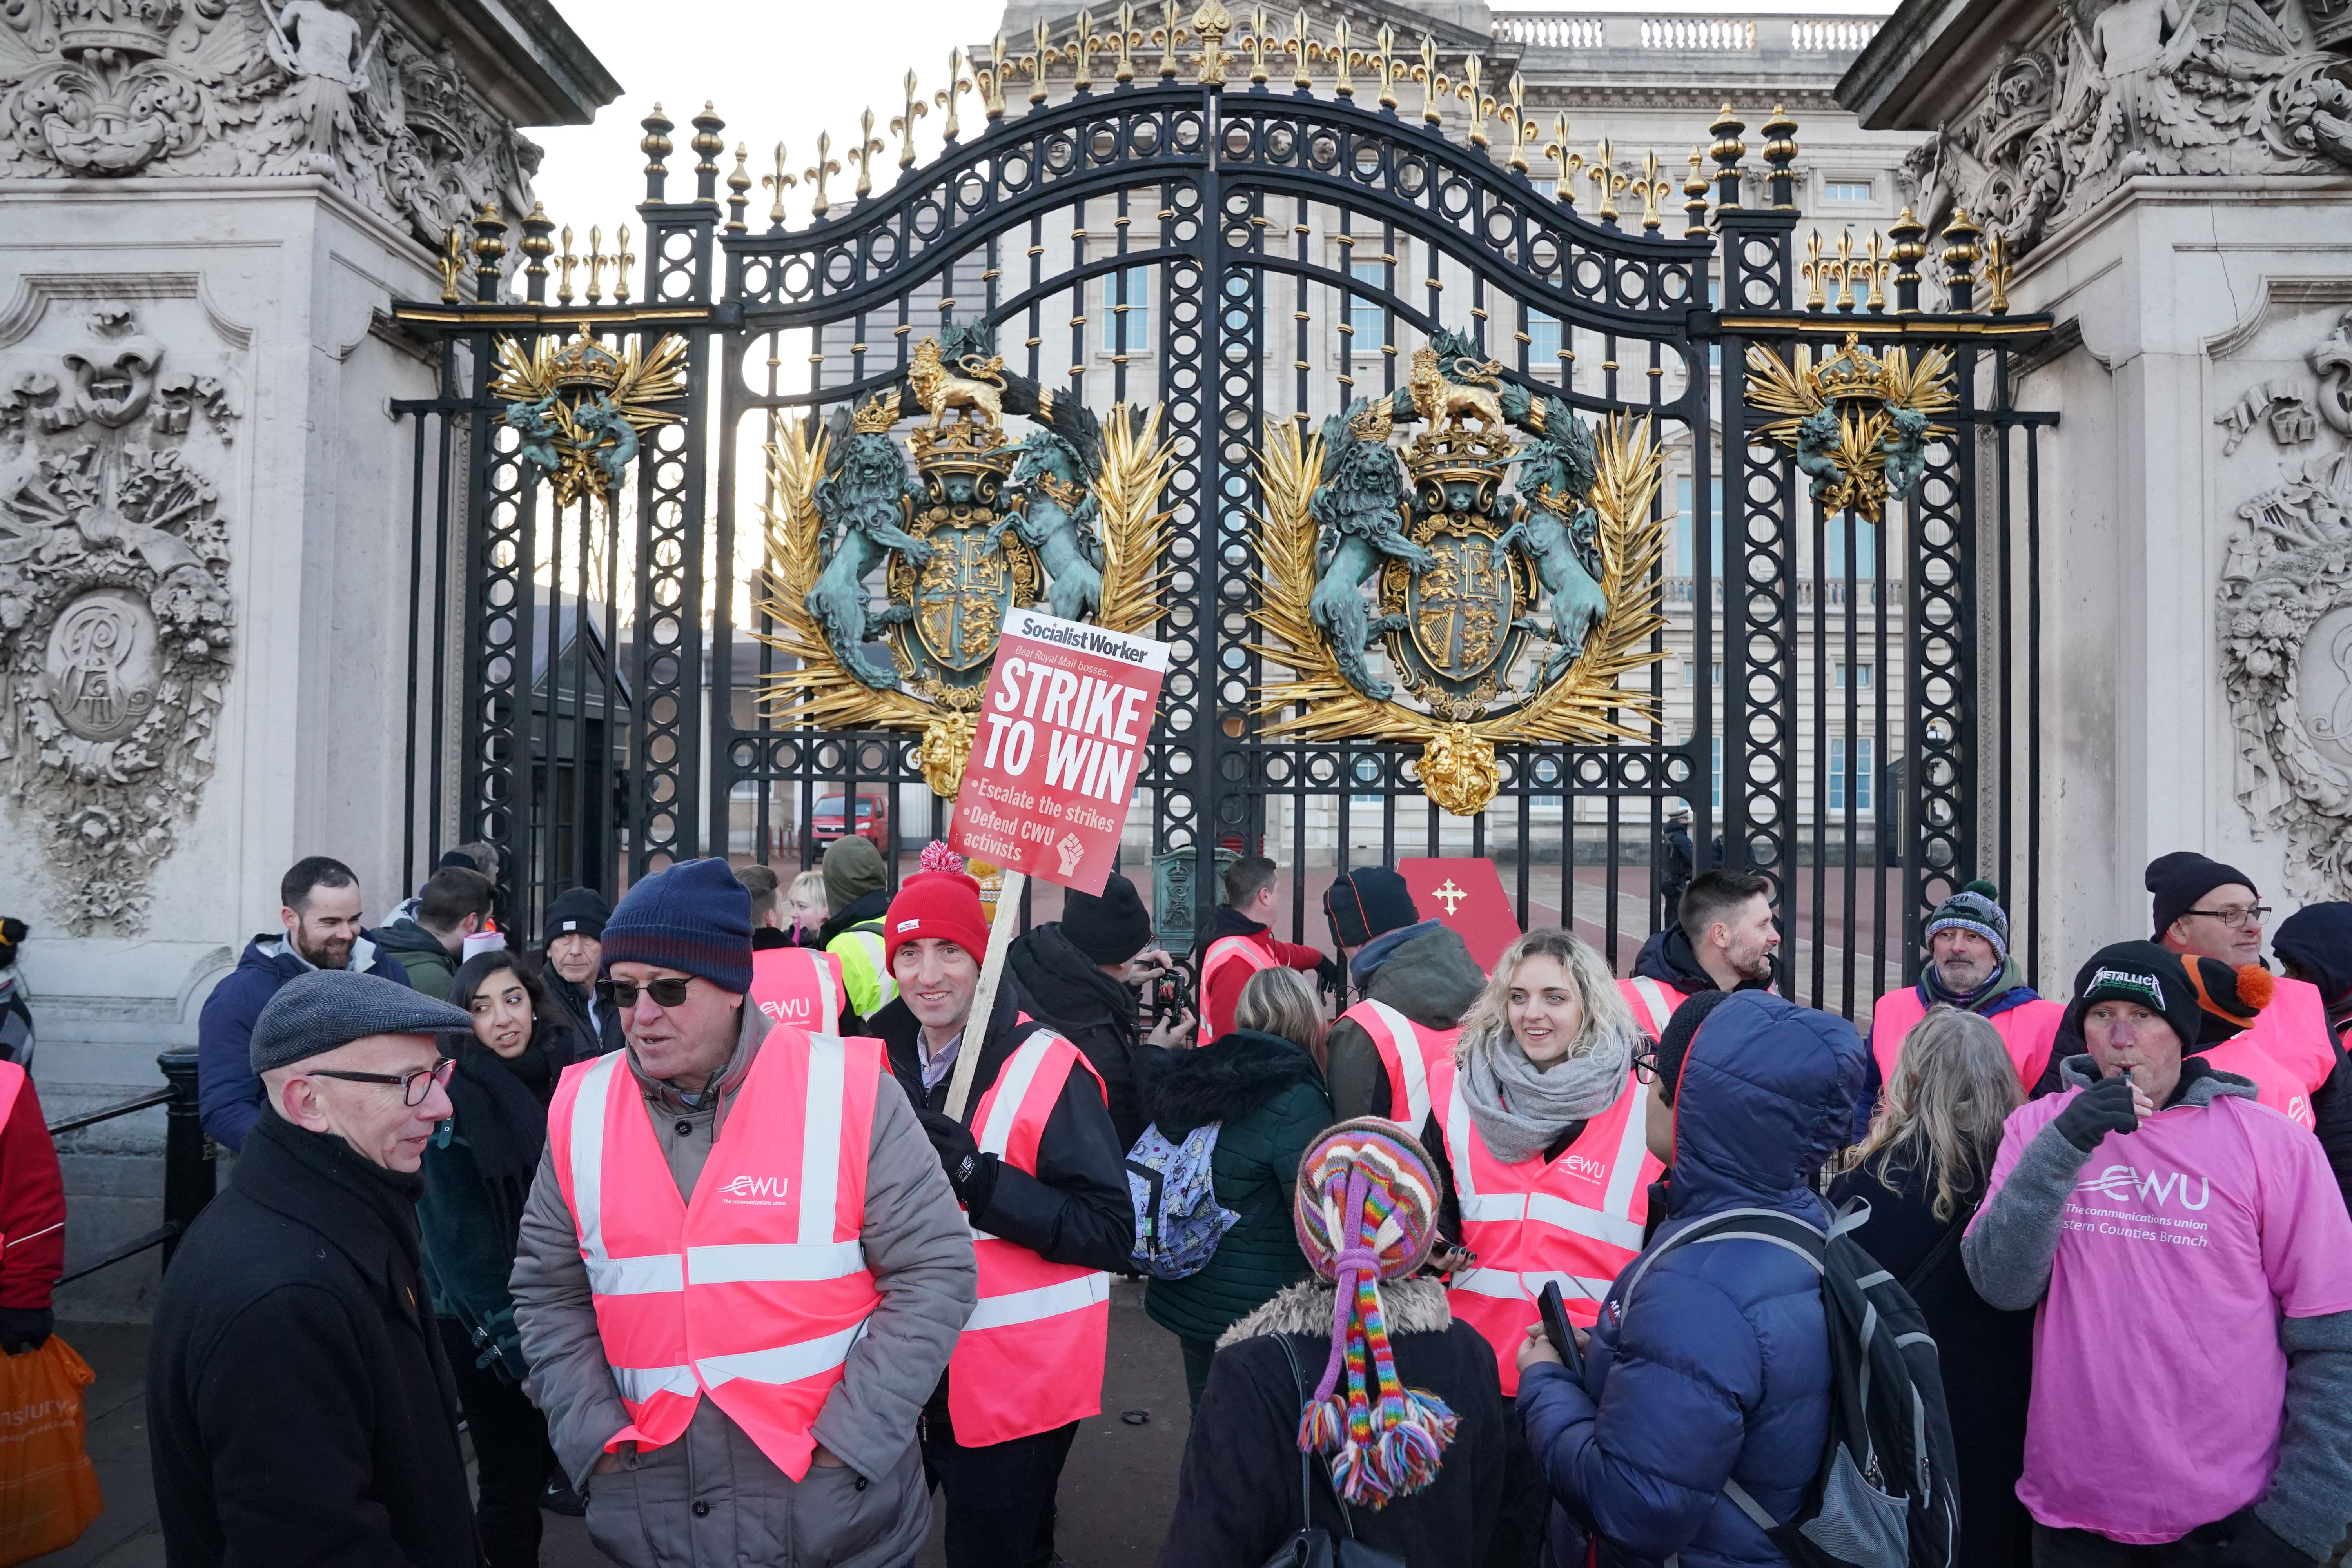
[1425,1242,1475,1276]
[1121,948,1175,986]
[811,1445,847,1468]
[2128,1082,2155,1120]
[1517,1322,1564,1373]
[1144,1009,1197,1050]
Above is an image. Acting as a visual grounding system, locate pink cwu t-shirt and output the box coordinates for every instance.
[1972,1084,2352,1544]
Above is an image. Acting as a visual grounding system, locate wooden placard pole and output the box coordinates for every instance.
[944,868,1025,1122]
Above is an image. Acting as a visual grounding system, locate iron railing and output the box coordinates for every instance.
[51,1049,216,1287]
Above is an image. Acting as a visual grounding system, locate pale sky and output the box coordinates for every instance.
[526,0,1897,249]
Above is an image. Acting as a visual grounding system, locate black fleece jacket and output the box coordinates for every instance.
[1008,920,1148,1151]
[147,1109,478,1568]
[871,978,1135,1276]
[817,886,892,949]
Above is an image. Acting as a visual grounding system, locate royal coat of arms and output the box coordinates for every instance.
[1744,331,1955,523]
[490,332,689,510]
[760,325,1174,795]
[1252,328,1667,816]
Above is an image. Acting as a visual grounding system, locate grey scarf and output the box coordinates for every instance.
[1455,1023,1634,1165]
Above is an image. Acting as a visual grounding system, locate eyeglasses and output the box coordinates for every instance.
[2183,904,2271,929]
[307,1058,456,1107]
[596,976,693,1009]
[1631,1044,1662,1085]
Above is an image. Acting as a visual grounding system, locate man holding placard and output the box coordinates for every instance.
[869,607,1164,1567]
[871,862,1131,1568]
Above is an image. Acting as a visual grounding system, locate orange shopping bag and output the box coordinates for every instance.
[0,1337,101,1565]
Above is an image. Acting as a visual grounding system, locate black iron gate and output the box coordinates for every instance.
[391,24,2054,1017]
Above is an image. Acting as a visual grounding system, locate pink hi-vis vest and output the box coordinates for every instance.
[1343,998,1459,1135]
[950,1028,1113,1447]
[1618,976,1689,1040]
[547,1025,883,1481]
[1869,988,2062,1096]
[2199,975,2334,1131]
[750,948,846,1031]
[1434,1053,1661,1397]
[1197,935,1280,1045]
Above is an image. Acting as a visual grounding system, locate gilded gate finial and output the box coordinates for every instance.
[1683,149,1710,238]
[438,223,465,304]
[934,48,971,141]
[805,131,840,219]
[894,71,926,169]
[1290,7,1313,90]
[762,144,795,230]
[1192,1,1231,83]
[850,108,885,199]
[1332,18,1353,96]
[1417,34,1440,124]
[1032,21,1054,104]
[1073,11,1096,91]
[1374,24,1399,109]
[1245,5,1270,84]
[1501,73,1531,172]
[1160,0,1183,78]
[1547,113,1576,198]
[555,225,578,305]
[584,226,604,305]
[725,148,751,234]
[981,34,1009,120]
[614,225,635,305]
[1116,3,1137,82]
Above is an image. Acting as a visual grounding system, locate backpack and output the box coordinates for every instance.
[1619,1199,1959,1568]
[1124,1122,1239,1280]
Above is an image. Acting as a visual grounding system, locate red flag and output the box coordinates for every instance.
[1397,857,1521,971]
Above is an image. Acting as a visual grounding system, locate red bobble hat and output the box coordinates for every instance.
[885,869,989,967]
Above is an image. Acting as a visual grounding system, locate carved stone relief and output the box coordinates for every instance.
[0,0,540,253]
[1899,0,2352,263]
[0,304,238,932]
[2220,306,2352,898]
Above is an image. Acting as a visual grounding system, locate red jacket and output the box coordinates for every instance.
[1200,920,1323,1042]
[0,1067,63,1311]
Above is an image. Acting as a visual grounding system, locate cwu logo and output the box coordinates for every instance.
[2076,1164,2210,1209]
[720,1174,790,1203]
[758,997,815,1023]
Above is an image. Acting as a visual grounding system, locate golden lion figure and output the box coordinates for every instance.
[1410,340,1506,432]
[909,333,1009,430]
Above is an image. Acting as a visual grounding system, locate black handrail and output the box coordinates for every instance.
[48,1049,216,1285]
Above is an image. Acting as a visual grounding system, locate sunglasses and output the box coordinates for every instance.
[307,1058,457,1107]
[596,976,694,1009]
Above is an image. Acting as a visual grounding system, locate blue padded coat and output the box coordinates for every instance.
[1517,991,1866,1568]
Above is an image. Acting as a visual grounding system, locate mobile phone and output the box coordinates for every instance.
[1539,1280,1583,1379]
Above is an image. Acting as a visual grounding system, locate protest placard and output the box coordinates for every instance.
[942,609,1170,1118]
[946,608,1169,898]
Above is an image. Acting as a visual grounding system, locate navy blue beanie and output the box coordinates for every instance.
[601,858,753,994]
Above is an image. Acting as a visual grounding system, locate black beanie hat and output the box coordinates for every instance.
[1323,867,1419,949]
[542,886,611,947]
[2145,852,2259,939]
[2274,902,2352,1005]
[1063,873,1153,965]
[2064,940,2200,1053]
[1655,987,1737,1106]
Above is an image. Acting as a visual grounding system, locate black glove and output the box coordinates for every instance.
[2216,1508,2322,1568]
[2053,1073,2140,1152]
[0,1307,51,1356]
[916,1109,998,1211]
[1315,954,1343,995]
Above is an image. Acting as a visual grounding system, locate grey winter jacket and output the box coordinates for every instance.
[1324,925,1489,1124]
[509,1002,978,1568]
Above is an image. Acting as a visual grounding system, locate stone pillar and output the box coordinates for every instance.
[1842,0,2352,978]
[0,0,616,1315]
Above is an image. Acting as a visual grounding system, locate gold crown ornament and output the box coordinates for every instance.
[908,415,1014,477]
[545,335,625,394]
[1811,334,1898,404]
[850,390,903,433]
[1402,420,1518,489]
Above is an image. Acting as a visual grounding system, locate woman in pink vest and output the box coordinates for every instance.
[1433,928,1662,1381]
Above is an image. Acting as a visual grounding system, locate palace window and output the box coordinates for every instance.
[1823,180,1874,203]
[1829,735,1876,813]
[1348,259,1388,343]
[1102,267,1151,353]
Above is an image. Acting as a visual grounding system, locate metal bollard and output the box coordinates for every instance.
[156,1049,215,1269]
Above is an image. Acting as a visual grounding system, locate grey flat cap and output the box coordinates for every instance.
[250,969,473,1074]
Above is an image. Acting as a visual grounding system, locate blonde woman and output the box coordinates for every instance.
[1429,927,1663,1396]
[785,869,829,946]
[1828,1004,2030,1568]
[1138,965,1336,1411]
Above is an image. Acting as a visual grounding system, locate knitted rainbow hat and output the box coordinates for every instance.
[1291,1119,1459,1509]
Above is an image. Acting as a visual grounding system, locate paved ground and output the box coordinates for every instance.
[37,1279,1191,1566]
